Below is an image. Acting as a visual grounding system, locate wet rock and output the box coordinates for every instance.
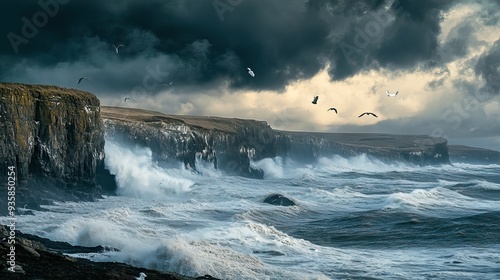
[264,194,296,206]
[196,275,222,280]
[448,145,500,164]
[278,131,451,166]
[101,106,452,182]
[0,83,117,215]
[0,224,215,280]
[102,106,278,179]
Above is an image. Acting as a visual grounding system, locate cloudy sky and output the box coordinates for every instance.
[1,0,499,149]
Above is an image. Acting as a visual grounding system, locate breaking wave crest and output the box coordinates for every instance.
[104,140,195,199]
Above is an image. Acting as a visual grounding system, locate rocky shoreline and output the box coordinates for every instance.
[101,106,451,180]
[0,224,220,280]
[1,82,497,279]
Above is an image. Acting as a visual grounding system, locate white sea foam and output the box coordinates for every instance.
[4,140,500,280]
[315,154,415,174]
[62,218,331,280]
[301,187,384,213]
[472,179,500,190]
[384,187,500,217]
[104,141,195,199]
[437,178,500,191]
[251,154,418,180]
[251,157,314,179]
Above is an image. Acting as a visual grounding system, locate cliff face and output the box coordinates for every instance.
[278,131,450,166]
[102,107,275,178]
[102,107,450,179]
[0,82,452,214]
[448,145,500,164]
[0,83,112,213]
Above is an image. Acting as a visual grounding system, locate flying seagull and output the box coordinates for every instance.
[112,44,124,54]
[124,97,130,102]
[247,67,255,77]
[77,77,90,84]
[312,96,319,104]
[135,272,147,280]
[386,90,399,97]
[161,81,173,86]
[358,112,378,118]
[327,107,337,114]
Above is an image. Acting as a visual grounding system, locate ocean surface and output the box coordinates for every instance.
[5,140,500,279]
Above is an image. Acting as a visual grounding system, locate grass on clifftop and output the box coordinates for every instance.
[101,106,447,148]
[101,106,269,133]
[0,82,100,103]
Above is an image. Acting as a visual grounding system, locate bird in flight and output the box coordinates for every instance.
[161,81,174,86]
[124,97,130,102]
[327,107,337,114]
[135,272,147,280]
[386,90,399,97]
[112,44,124,54]
[247,67,255,77]
[312,96,319,104]
[77,77,90,84]
[358,112,378,118]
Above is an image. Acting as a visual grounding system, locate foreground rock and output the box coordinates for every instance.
[0,225,220,280]
[0,83,116,215]
[448,145,500,164]
[263,194,296,206]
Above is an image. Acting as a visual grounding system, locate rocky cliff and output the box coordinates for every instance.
[0,83,114,214]
[448,145,500,164]
[279,131,450,165]
[102,106,275,178]
[102,106,450,179]
[0,82,452,214]
[0,85,452,279]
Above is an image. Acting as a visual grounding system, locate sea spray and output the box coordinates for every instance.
[104,140,194,198]
[5,145,500,279]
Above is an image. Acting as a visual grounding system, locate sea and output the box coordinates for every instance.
[5,140,500,279]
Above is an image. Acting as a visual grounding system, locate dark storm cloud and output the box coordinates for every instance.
[440,22,476,62]
[374,0,453,66]
[475,39,500,95]
[475,0,500,26]
[0,0,469,95]
[328,0,457,80]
